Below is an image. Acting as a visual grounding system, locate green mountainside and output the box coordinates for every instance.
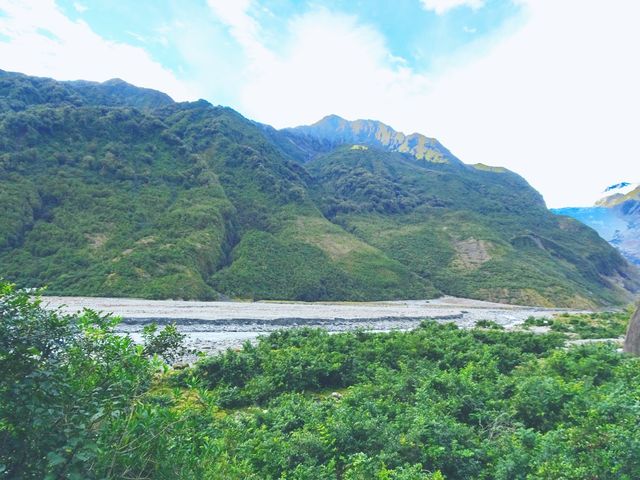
[0,70,638,307]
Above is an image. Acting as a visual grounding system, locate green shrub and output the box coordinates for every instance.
[0,282,155,478]
[3,283,640,479]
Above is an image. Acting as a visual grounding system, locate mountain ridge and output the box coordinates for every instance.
[0,69,174,111]
[283,114,464,165]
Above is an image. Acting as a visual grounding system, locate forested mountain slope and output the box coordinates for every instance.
[0,70,637,307]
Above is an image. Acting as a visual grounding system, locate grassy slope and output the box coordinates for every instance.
[0,105,233,299]
[307,147,638,307]
[180,108,436,300]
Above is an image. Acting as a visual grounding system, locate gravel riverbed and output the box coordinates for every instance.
[42,295,582,356]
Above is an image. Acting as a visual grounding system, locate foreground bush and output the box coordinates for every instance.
[0,283,177,479]
[2,282,640,479]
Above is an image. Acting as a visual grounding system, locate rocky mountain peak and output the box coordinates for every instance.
[596,182,640,207]
[288,115,463,165]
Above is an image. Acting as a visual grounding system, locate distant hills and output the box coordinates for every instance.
[1,69,638,307]
[554,183,640,266]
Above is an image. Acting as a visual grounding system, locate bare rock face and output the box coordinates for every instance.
[452,238,492,270]
[623,305,640,355]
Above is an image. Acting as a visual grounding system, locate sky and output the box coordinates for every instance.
[0,0,638,207]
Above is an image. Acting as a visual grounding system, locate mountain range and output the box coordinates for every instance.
[1,69,638,307]
[554,183,640,266]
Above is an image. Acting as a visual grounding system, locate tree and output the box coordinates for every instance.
[0,282,161,478]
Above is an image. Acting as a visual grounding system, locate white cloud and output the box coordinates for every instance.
[238,9,431,131]
[206,0,271,63]
[420,0,485,15]
[73,2,87,13]
[235,1,640,208]
[414,0,640,207]
[0,0,195,101]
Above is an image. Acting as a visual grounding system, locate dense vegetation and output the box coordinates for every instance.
[1,69,638,306]
[0,283,183,479]
[0,71,433,303]
[305,146,639,307]
[2,283,640,479]
[523,308,633,339]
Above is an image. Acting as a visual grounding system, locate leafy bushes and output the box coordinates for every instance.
[2,283,640,478]
[195,324,566,408]
[523,309,632,338]
[0,283,154,478]
[0,283,186,479]
[175,322,640,479]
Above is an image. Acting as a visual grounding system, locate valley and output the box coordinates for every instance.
[43,295,577,354]
[3,2,640,478]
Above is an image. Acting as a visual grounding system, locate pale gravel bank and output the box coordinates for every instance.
[42,296,584,356]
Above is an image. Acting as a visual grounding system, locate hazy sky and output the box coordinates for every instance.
[1,0,638,207]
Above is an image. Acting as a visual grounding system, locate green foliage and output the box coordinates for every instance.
[307,146,638,308]
[524,308,633,338]
[307,146,546,218]
[3,282,640,478]
[475,319,504,330]
[0,282,158,479]
[195,323,566,407]
[142,323,187,363]
[211,230,353,301]
[0,70,173,112]
[0,73,436,302]
[102,321,639,479]
[212,229,433,301]
[0,103,234,300]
